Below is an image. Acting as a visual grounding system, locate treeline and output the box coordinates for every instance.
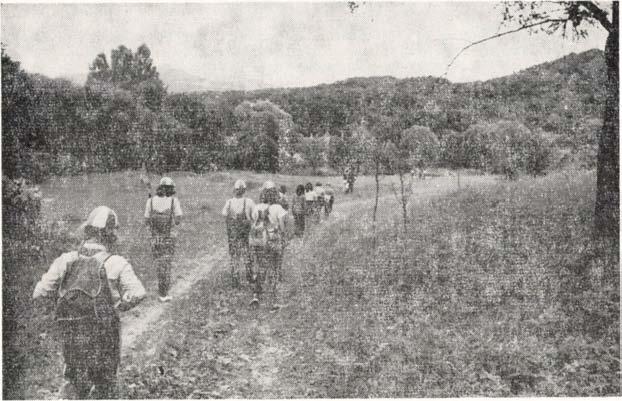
[2,46,605,183]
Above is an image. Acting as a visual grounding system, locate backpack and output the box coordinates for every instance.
[55,251,115,322]
[150,197,175,236]
[292,195,305,215]
[264,208,283,251]
[249,207,282,251]
[226,198,250,240]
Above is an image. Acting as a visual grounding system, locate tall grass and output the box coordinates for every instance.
[278,171,619,396]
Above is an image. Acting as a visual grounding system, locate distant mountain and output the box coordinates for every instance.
[56,72,86,86]
[158,66,268,93]
[183,49,605,138]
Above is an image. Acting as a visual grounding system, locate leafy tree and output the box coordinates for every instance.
[87,44,166,111]
[400,125,441,170]
[487,1,618,234]
[233,100,288,172]
[297,136,326,175]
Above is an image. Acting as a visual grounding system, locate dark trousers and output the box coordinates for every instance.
[227,234,253,283]
[59,317,120,399]
[324,196,334,216]
[293,213,305,236]
[251,246,283,299]
[152,237,175,297]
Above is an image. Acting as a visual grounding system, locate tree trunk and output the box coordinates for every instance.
[595,2,619,237]
[399,172,408,232]
[372,159,380,248]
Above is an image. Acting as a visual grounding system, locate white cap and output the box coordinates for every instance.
[234,179,246,190]
[262,180,276,190]
[82,206,119,229]
[159,177,174,186]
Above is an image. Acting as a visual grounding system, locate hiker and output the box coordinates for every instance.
[144,177,183,302]
[344,166,356,194]
[304,182,317,225]
[32,206,146,399]
[278,185,289,210]
[249,186,288,305]
[314,183,325,222]
[260,180,276,203]
[222,179,255,286]
[323,183,335,217]
[291,184,306,237]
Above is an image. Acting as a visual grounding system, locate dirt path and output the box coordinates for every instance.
[120,249,228,352]
[118,175,497,398]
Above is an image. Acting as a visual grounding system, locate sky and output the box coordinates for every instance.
[1,1,608,90]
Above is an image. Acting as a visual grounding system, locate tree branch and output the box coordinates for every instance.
[578,1,613,32]
[444,18,566,77]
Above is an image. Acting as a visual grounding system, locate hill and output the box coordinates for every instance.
[187,49,605,138]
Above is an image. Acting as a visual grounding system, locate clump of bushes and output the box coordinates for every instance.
[442,120,553,179]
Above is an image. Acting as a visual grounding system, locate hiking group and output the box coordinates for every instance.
[32,176,336,399]
[222,179,335,305]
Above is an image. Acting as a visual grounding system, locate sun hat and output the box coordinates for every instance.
[262,180,276,190]
[81,206,119,230]
[159,177,174,186]
[234,179,247,190]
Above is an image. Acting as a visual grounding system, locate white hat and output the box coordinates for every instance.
[82,206,119,229]
[262,180,276,190]
[234,179,246,190]
[159,177,174,186]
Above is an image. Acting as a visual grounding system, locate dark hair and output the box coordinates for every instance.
[296,184,305,196]
[263,187,280,205]
[305,182,313,192]
[316,182,322,186]
[156,185,176,197]
[280,185,287,194]
[83,226,117,248]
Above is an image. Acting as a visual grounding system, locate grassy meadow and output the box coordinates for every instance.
[4,168,619,398]
[119,169,617,398]
[8,168,462,398]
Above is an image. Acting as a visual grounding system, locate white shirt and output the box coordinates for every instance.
[221,197,255,219]
[304,191,317,201]
[251,203,288,232]
[33,242,146,304]
[144,196,183,218]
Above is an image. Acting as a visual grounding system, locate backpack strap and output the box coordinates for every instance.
[169,197,175,227]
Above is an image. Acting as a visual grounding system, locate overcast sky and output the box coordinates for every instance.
[1,2,608,89]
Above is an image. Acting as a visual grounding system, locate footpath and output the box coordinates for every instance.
[118,175,495,398]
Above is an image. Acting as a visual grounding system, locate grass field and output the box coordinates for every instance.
[4,169,619,398]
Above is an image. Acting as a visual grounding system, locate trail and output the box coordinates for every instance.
[215,175,497,398]
[120,249,228,353]
[119,175,497,398]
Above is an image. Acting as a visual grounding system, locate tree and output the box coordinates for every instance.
[449,1,618,236]
[87,44,166,112]
[297,136,326,175]
[233,100,289,172]
[400,125,441,171]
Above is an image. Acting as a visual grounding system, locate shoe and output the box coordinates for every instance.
[159,295,172,302]
[249,297,259,307]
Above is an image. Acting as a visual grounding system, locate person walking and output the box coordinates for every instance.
[304,182,317,225]
[323,183,335,217]
[144,177,182,302]
[278,184,290,211]
[222,179,255,286]
[248,186,288,306]
[291,184,306,237]
[314,183,325,222]
[33,206,146,399]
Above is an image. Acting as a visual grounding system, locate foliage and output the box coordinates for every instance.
[456,120,552,178]
[0,46,608,183]
[296,136,327,174]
